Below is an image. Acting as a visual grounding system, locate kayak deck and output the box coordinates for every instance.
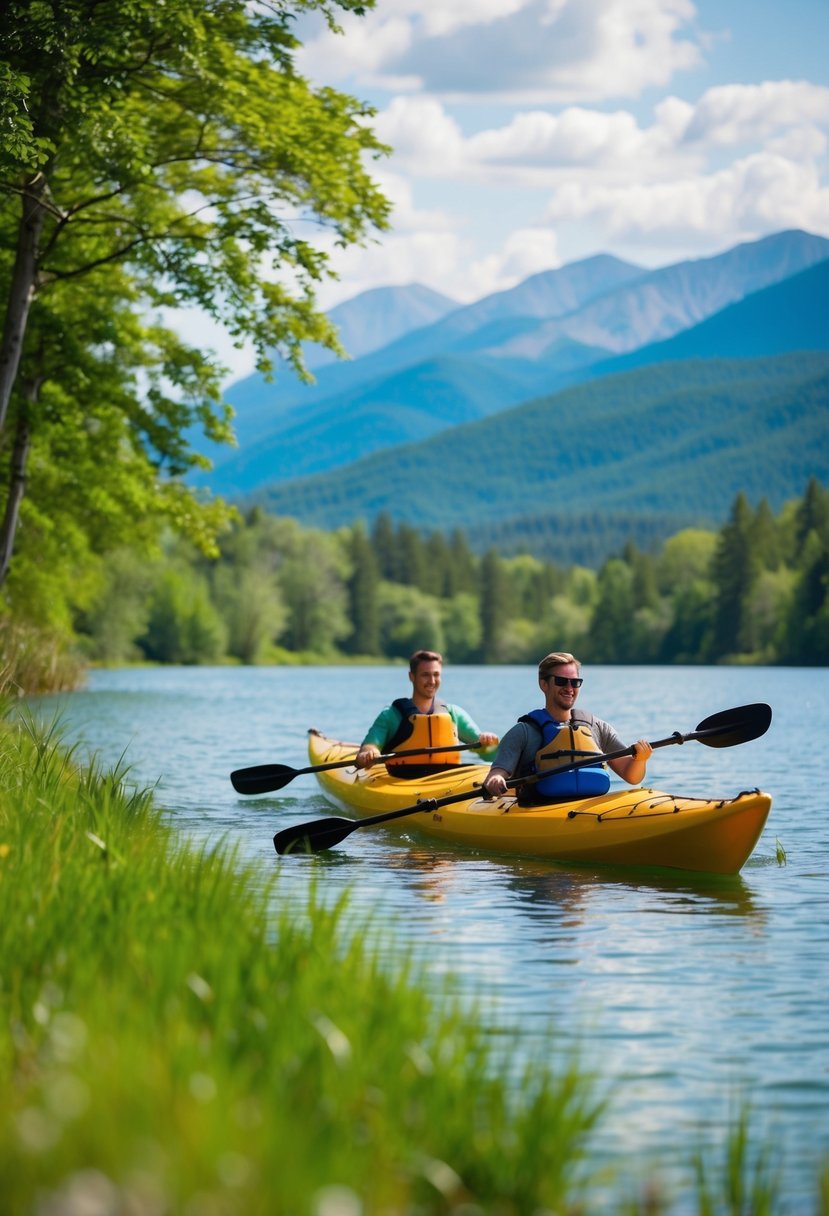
[307,729,772,875]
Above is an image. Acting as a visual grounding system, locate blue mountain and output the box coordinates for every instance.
[199,229,829,499]
[582,256,829,379]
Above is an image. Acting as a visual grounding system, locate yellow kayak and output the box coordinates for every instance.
[306,729,772,875]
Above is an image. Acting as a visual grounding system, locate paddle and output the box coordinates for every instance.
[538,702,772,768]
[272,702,771,855]
[231,743,480,795]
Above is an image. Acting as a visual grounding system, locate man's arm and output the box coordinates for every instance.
[591,716,653,785]
[482,723,534,795]
[355,706,403,768]
[449,705,499,756]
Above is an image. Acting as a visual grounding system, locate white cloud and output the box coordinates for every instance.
[467,107,653,167]
[317,230,468,309]
[295,14,413,82]
[683,80,829,146]
[373,98,466,173]
[463,228,562,298]
[317,225,562,309]
[177,5,829,347]
[300,0,705,104]
[373,78,829,195]
[545,152,829,242]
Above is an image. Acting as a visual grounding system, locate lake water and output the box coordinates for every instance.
[30,664,829,1210]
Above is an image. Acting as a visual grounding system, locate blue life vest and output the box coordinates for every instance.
[520,709,610,800]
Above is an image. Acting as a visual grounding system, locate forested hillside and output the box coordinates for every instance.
[254,353,829,563]
[72,480,829,670]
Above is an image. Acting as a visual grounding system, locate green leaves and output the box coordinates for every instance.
[0,0,390,605]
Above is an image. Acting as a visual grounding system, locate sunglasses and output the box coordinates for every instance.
[546,675,583,688]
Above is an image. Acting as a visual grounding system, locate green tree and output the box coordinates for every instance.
[586,559,635,663]
[447,528,478,595]
[740,567,795,662]
[791,536,829,663]
[277,532,350,654]
[0,0,389,592]
[345,523,380,656]
[753,497,783,570]
[709,492,762,659]
[657,530,717,594]
[424,531,453,598]
[794,477,829,557]
[620,543,669,661]
[141,563,227,664]
[656,530,717,663]
[376,582,444,660]
[395,523,428,590]
[212,564,285,665]
[479,549,510,663]
[441,592,482,664]
[75,548,155,663]
[370,512,397,581]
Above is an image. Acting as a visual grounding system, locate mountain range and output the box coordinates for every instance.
[195,229,829,563]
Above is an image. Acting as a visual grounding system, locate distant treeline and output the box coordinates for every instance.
[71,478,828,668]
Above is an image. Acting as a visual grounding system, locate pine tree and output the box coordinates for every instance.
[709,492,761,659]
[479,549,509,663]
[346,524,380,656]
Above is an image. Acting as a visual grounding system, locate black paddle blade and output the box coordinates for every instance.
[231,764,295,795]
[694,703,772,748]
[274,816,355,855]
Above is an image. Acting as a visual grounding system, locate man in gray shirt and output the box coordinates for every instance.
[482,651,653,801]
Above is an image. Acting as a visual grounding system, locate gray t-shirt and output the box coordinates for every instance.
[492,710,625,782]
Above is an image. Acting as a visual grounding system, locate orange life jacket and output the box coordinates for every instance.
[385,698,461,773]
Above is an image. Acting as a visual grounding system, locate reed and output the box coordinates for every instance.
[0,618,85,696]
[0,710,808,1213]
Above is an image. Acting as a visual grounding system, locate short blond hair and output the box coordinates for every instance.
[538,651,580,681]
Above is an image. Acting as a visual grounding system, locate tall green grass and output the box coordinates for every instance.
[0,709,606,1213]
[0,618,85,695]
[0,709,819,1214]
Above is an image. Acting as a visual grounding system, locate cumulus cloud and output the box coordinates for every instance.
[373,98,466,173]
[375,80,829,192]
[295,2,829,300]
[682,80,829,146]
[299,0,704,104]
[545,153,829,242]
[466,107,659,168]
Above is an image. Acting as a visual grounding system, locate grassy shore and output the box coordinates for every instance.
[0,706,816,1214]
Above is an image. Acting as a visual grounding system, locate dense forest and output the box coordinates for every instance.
[52,477,827,672]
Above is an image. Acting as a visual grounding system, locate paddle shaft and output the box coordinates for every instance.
[273,703,771,855]
[538,724,728,772]
[231,742,480,795]
[291,741,476,775]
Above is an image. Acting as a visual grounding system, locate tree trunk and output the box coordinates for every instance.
[0,384,36,588]
[0,176,46,439]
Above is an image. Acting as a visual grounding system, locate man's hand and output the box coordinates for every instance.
[354,745,381,769]
[482,769,509,798]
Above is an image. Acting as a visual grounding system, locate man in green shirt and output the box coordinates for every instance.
[355,650,498,773]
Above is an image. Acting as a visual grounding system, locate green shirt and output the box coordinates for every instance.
[362,703,496,760]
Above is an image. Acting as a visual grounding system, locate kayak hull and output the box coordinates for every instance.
[307,729,771,875]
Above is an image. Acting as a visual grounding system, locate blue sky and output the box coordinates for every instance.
[202,0,829,379]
